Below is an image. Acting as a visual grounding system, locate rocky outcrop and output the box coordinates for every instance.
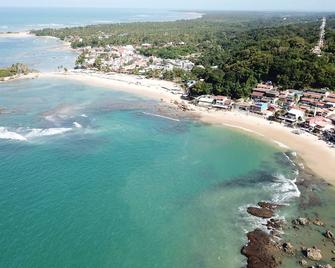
[258,202,284,210]
[247,207,274,219]
[323,230,334,239]
[313,219,325,226]
[292,217,309,226]
[303,247,322,261]
[282,242,295,255]
[241,229,281,268]
[299,259,307,266]
[266,219,285,230]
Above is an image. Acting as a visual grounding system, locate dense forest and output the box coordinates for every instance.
[33,12,335,98]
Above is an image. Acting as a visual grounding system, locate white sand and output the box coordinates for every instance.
[0,32,33,38]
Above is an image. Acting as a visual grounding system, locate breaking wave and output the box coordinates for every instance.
[25,128,72,138]
[0,126,74,141]
[270,173,301,204]
[0,127,27,141]
[73,122,82,128]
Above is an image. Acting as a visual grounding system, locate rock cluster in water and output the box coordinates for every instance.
[241,201,335,268]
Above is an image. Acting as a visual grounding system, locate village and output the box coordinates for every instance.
[191,82,335,146]
[73,42,195,74]
[65,32,335,147]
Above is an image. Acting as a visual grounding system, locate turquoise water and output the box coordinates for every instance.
[0,78,299,267]
[0,35,77,71]
[0,10,301,267]
[0,8,201,32]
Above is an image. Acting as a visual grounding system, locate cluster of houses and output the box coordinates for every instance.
[74,44,194,75]
[193,81,335,144]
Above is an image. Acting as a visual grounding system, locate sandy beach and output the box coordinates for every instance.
[0,31,33,38]
[8,71,335,185]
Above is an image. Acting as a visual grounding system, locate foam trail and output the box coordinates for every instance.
[142,112,180,122]
[0,127,27,141]
[25,128,72,138]
[272,140,290,149]
[73,122,82,128]
[271,174,301,204]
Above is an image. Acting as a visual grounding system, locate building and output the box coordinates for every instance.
[212,96,233,110]
[279,108,305,124]
[196,95,215,107]
[305,116,334,133]
[250,102,269,114]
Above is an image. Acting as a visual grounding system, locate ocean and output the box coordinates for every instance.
[1,8,332,268]
[0,77,300,267]
[0,8,202,32]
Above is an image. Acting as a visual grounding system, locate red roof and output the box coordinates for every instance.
[253,88,271,93]
[214,95,228,100]
[307,116,332,128]
[303,92,323,99]
[251,91,265,97]
[324,97,335,103]
[301,97,314,103]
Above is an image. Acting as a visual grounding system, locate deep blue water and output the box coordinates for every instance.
[0,8,201,32]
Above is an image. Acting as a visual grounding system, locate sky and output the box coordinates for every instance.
[1,0,335,11]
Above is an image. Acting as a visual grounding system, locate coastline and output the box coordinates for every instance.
[26,71,335,185]
[0,31,32,38]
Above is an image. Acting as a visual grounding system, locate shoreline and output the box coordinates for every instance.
[23,71,335,185]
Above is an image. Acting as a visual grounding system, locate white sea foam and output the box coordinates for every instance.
[81,114,88,118]
[142,112,180,122]
[238,204,268,233]
[25,128,72,138]
[0,127,27,141]
[272,140,290,149]
[283,152,297,167]
[73,122,82,128]
[270,174,301,204]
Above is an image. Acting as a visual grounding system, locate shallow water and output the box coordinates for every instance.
[0,78,300,267]
[0,35,77,71]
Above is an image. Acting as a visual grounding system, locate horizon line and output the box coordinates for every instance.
[0,6,335,13]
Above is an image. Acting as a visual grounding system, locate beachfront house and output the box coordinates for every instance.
[324,93,335,107]
[196,95,215,107]
[249,102,269,114]
[212,96,233,110]
[305,116,334,133]
[279,108,305,124]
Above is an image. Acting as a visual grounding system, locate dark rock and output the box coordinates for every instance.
[299,259,308,266]
[241,229,281,268]
[258,202,283,210]
[292,218,309,226]
[323,230,334,239]
[313,219,325,226]
[302,247,322,261]
[247,207,274,219]
[266,219,285,230]
[282,242,295,255]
